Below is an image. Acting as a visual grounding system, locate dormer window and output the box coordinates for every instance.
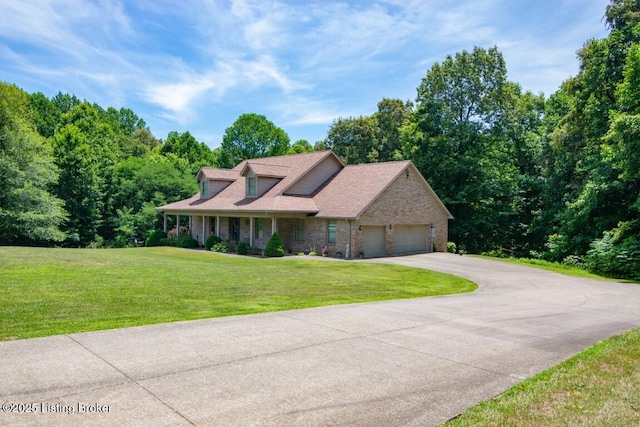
[200,180,209,198]
[247,175,257,198]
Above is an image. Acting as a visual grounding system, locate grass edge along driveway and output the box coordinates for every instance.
[443,327,640,427]
[0,246,476,341]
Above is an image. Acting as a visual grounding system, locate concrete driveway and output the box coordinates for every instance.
[2,254,639,426]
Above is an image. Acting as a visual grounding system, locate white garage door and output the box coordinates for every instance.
[394,225,428,255]
[362,226,385,258]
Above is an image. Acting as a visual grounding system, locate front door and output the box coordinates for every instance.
[229,217,240,241]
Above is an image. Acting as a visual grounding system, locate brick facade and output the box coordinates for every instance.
[356,166,450,253]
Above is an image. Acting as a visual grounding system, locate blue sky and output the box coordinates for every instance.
[0,0,610,148]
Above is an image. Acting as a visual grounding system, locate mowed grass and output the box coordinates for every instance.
[0,246,476,341]
[443,328,640,427]
[476,255,612,280]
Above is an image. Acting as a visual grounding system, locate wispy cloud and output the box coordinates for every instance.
[0,0,612,145]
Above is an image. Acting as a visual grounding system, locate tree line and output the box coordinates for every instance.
[321,0,639,279]
[1,0,638,279]
[0,86,312,249]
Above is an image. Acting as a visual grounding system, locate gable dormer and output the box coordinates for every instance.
[196,168,237,199]
[240,162,287,198]
[283,152,343,196]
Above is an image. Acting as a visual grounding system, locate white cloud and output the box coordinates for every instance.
[0,0,615,143]
[144,75,215,120]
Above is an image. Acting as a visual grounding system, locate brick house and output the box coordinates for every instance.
[157,150,452,258]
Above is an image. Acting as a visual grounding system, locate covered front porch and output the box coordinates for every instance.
[161,212,312,254]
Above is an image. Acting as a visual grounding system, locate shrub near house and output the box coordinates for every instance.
[264,233,285,257]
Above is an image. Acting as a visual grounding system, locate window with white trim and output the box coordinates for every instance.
[247,176,257,197]
[327,220,336,243]
[200,180,209,197]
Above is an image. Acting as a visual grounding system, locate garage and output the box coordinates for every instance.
[393,225,429,255]
[362,226,386,258]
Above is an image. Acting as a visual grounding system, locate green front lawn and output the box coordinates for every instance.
[443,328,640,426]
[0,246,476,340]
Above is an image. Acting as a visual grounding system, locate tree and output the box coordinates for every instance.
[264,232,285,257]
[324,115,378,164]
[105,107,146,135]
[218,113,290,168]
[0,83,66,244]
[29,92,60,138]
[405,46,520,253]
[103,156,197,243]
[52,124,102,245]
[537,0,640,262]
[605,0,640,33]
[288,139,314,154]
[51,92,81,115]
[374,98,413,161]
[160,131,216,173]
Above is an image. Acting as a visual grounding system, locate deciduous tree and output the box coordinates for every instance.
[218,113,290,167]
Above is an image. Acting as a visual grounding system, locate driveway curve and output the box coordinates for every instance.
[2,253,639,426]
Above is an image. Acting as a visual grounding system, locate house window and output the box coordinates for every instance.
[247,176,257,197]
[295,219,304,241]
[200,180,209,197]
[229,217,240,241]
[255,218,263,239]
[209,217,217,234]
[327,220,336,243]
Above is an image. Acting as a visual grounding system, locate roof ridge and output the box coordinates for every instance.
[246,161,290,168]
[242,149,332,163]
[343,160,411,168]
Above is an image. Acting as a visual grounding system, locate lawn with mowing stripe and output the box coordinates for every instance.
[443,328,640,427]
[0,246,476,341]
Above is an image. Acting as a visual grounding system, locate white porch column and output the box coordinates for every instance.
[202,215,206,245]
[272,217,277,235]
[216,215,220,237]
[250,217,254,246]
[176,215,179,236]
[163,213,167,232]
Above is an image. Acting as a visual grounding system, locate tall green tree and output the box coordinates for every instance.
[404,46,521,253]
[160,131,217,173]
[104,156,197,243]
[29,92,61,138]
[538,0,640,262]
[105,107,146,135]
[374,98,413,162]
[0,83,66,244]
[323,98,412,164]
[52,124,102,245]
[218,113,290,168]
[324,115,378,164]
